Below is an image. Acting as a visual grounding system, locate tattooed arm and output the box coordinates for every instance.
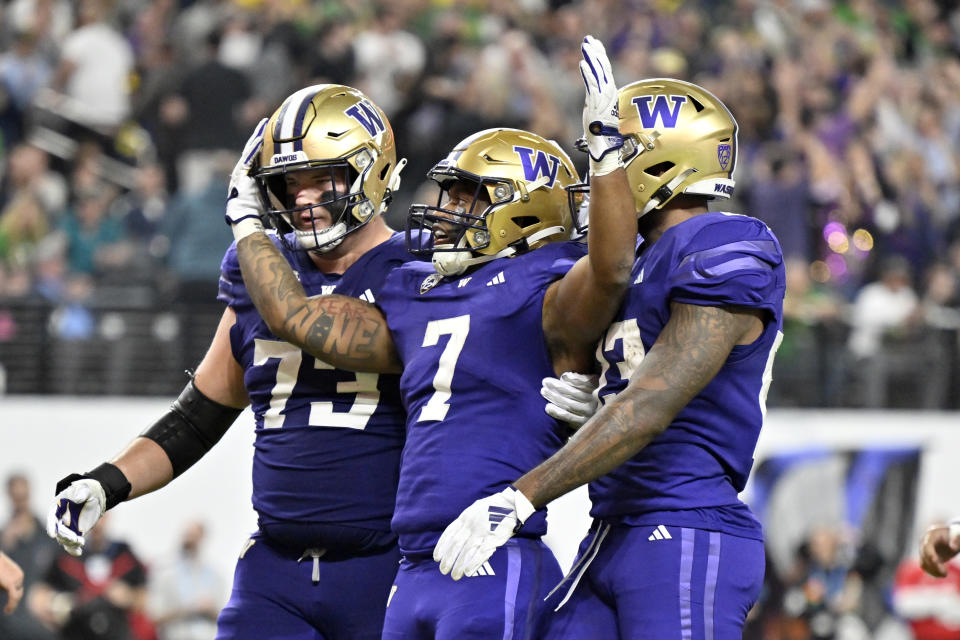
[514,301,764,507]
[236,234,402,373]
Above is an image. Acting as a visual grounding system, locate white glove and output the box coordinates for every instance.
[226,117,268,241]
[433,486,536,581]
[577,35,623,176]
[45,479,106,556]
[542,372,599,428]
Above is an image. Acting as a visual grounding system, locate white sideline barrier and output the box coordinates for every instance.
[1,397,256,601]
[1,399,957,597]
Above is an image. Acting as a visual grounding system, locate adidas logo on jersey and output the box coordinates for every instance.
[359,288,375,303]
[468,561,496,577]
[648,525,672,541]
[486,272,505,286]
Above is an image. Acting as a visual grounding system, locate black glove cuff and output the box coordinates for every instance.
[55,463,131,511]
[54,473,86,495]
[87,463,132,510]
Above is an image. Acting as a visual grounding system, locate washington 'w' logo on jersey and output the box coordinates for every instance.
[345,100,386,137]
[513,146,561,187]
[632,95,687,129]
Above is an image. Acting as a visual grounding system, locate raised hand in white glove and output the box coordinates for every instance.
[46,479,106,556]
[577,35,623,176]
[542,372,599,428]
[433,486,536,581]
[226,117,268,241]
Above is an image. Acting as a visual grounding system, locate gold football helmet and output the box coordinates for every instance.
[617,78,737,216]
[407,128,581,276]
[254,84,404,252]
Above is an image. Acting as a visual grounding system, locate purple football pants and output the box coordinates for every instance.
[545,523,764,639]
[215,532,401,640]
[382,537,563,640]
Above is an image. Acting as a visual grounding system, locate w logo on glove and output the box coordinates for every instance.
[54,499,85,536]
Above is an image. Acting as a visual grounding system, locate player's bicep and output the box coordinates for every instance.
[543,256,625,364]
[194,307,249,409]
[638,302,760,403]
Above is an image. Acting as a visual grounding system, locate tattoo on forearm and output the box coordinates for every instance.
[521,303,752,506]
[236,235,396,370]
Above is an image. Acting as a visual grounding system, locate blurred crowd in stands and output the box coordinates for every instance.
[1,473,223,640]
[0,0,959,406]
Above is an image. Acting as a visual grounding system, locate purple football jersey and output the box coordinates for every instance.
[376,241,587,555]
[590,212,785,539]
[217,232,413,537]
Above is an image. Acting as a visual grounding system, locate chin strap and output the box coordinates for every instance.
[386,158,407,200]
[433,243,517,276]
[640,168,699,216]
[524,225,566,246]
[432,225,567,276]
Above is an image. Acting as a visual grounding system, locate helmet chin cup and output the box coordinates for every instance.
[432,251,470,276]
[296,221,348,253]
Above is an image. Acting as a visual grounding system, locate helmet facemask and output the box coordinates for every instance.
[407,171,510,276]
[256,155,374,254]
[563,180,595,239]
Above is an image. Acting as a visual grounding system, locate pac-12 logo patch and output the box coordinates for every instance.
[717,144,732,171]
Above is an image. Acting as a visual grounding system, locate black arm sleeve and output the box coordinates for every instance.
[139,379,243,478]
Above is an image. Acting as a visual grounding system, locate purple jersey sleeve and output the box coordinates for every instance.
[217,240,246,309]
[668,214,784,322]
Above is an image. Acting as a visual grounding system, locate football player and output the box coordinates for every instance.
[436,75,787,639]
[46,85,414,640]
[229,37,637,639]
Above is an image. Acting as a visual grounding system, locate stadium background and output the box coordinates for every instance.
[1,0,959,638]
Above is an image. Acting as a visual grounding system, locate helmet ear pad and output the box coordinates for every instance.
[618,78,738,216]
[254,84,399,252]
